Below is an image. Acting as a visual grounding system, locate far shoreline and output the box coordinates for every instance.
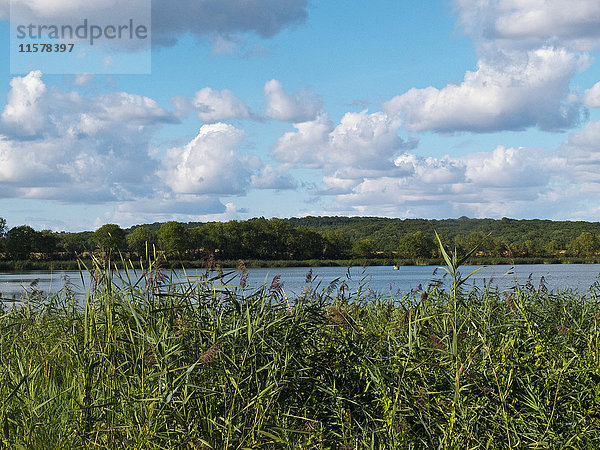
[2,256,600,272]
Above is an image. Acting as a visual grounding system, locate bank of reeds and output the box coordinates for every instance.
[2,251,600,449]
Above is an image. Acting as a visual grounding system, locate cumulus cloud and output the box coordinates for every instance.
[0,135,158,203]
[383,48,584,133]
[560,120,600,186]
[463,145,555,188]
[264,79,322,122]
[0,72,302,221]
[250,164,298,190]
[94,92,177,125]
[1,71,175,140]
[583,82,600,108]
[454,0,600,52]
[292,112,600,220]
[316,145,564,219]
[394,154,465,185]
[1,71,48,137]
[270,113,333,167]
[171,87,252,123]
[0,71,176,203]
[159,123,252,195]
[381,1,600,135]
[191,87,251,123]
[272,110,415,174]
[0,137,57,184]
[327,111,410,169]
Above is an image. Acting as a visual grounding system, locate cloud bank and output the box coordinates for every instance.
[1,0,308,48]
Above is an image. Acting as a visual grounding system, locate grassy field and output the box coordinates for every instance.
[2,252,600,449]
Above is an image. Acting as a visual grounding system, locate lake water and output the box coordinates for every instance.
[1,264,600,301]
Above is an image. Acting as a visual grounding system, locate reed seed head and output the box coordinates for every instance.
[200,341,221,367]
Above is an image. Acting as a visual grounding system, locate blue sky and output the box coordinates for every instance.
[1,0,600,231]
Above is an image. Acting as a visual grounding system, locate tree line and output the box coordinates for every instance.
[1,216,600,262]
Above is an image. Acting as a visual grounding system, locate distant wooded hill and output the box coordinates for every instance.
[122,216,600,260]
[2,216,600,262]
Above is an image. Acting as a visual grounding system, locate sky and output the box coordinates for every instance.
[1,0,600,231]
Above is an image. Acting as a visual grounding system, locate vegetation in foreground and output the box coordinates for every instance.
[2,248,600,449]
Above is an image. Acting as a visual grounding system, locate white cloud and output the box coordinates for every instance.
[325,176,461,218]
[0,137,57,184]
[310,144,572,219]
[383,48,583,133]
[192,87,251,123]
[268,109,559,217]
[1,72,175,139]
[463,145,554,188]
[0,71,176,203]
[1,71,48,137]
[327,111,411,169]
[394,154,465,185]
[271,113,333,167]
[264,79,322,122]
[380,1,599,136]
[317,176,361,195]
[0,135,157,203]
[0,72,305,220]
[159,123,251,195]
[171,87,251,123]
[272,110,414,174]
[94,92,177,125]
[561,120,600,186]
[455,0,600,52]
[250,164,298,190]
[583,82,600,108]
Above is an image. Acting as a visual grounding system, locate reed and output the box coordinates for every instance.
[1,252,600,448]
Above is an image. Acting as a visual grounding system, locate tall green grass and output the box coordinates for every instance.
[2,252,600,448]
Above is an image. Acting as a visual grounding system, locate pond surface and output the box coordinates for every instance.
[1,264,599,300]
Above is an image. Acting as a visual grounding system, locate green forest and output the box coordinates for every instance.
[2,215,600,269]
